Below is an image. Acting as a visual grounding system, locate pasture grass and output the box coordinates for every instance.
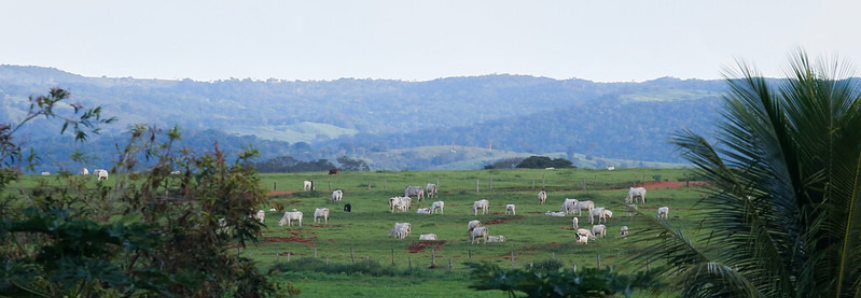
[11,167,706,297]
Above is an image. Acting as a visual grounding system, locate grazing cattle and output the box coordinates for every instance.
[545,211,567,217]
[426,183,438,199]
[626,187,647,204]
[430,201,445,215]
[344,203,352,212]
[657,206,670,219]
[389,197,411,213]
[40,172,50,175]
[505,204,516,215]
[592,224,607,239]
[561,198,579,214]
[169,170,181,175]
[253,210,266,224]
[388,222,411,239]
[467,220,481,236]
[81,168,89,175]
[577,228,596,240]
[487,235,506,242]
[303,181,313,191]
[314,208,330,224]
[589,207,611,224]
[419,233,438,241]
[538,190,547,205]
[607,165,615,171]
[278,209,304,227]
[331,189,343,201]
[269,208,277,212]
[624,204,639,216]
[572,200,595,217]
[416,208,431,214]
[620,226,629,238]
[472,199,489,215]
[471,227,489,244]
[404,186,425,202]
[572,217,579,229]
[94,169,109,181]
[577,235,589,244]
[328,169,339,175]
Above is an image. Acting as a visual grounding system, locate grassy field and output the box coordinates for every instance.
[11,168,707,297]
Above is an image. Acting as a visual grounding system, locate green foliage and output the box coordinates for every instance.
[252,155,336,173]
[469,262,663,298]
[635,50,861,297]
[515,156,575,169]
[0,89,294,298]
[337,155,370,171]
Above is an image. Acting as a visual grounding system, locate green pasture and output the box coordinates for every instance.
[11,168,706,297]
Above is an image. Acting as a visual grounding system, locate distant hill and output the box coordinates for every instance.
[1,65,732,171]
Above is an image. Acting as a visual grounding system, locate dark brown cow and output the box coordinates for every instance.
[328,169,339,175]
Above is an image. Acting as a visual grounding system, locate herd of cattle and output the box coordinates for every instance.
[41,168,109,180]
[267,182,672,246]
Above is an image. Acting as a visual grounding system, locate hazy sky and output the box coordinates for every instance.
[2,1,859,82]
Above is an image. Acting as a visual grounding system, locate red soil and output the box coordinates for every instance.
[269,190,297,196]
[408,240,447,253]
[263,236,318,247]
[635,181,708,190]
[483,215,524,225]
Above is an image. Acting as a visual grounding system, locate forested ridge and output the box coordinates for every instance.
[1,65,732,170]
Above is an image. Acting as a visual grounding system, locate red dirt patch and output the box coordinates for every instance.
[263,236,318,247]
[636,181,708,190]
[483,215,524,225]
[269,190,297,196]
[408,240,447,253]
[527,211,543,214]
[547,242,562,247]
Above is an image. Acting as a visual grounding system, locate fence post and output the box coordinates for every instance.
[276,247,280,262]
[287,253,290,262]
[552,252,556,260]
[582,178,586,191]
[391,248,395,265]
[489,177,492,191]
[597,254,601,267]
[368,183,371,190]
[542,173,545,189]
[476,179,479,193]
[408,257,412,269]
[573,264,577,272]
[685,173,689,187]
[351,247,354,263]
[532,180,535,190]
[327,254,330,265]
[328,181,332,192]
[511,251,515,268]
[449,258,453,271]
[384,179,387,190]
[594,174,597,186]
[432,249,436,267]
[469,250,472,262]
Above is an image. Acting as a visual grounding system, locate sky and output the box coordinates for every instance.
[2,0,860,83]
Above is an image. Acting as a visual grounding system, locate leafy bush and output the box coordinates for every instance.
[515,156,575,169]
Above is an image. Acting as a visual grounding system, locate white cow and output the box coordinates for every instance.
[657,206,670,219]
[624,204,639,216]
[253,210,266,224]
[590,208,613,224]
[389,197,411,213]
[426,183,438,199]
[331,190,343,201]
[314,208,330,224]
[81,168,89,175]
[576,228,596,240]
[572,217,579,229]
[467,220,481,236]
[278,209,303,227]
[505,204,516,215]
[430,201,445,215]
[419,233,437,241]
[471,227,489,244]
[94,169,109,181]
[487,235,506,242]
[303,181,313,191]
[572,200,595,217]
[40,172,50,175]
[545,211,567,217]
[561,198,579,214]
[472,199,489,215]
[577,235,589,244]
[388,222,411,239]
[416,208,431,214]
[620,226,629,238]
[626,187,647,204]
[592,224,607,239]
[217,218,229,234]
[538,190,547,205]
[404,186,425,202]
[607,165,615,171]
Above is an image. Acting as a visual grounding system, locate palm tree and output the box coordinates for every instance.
[634,50,861,297]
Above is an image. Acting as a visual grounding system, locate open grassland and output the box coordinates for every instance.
[12,168,705,297]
